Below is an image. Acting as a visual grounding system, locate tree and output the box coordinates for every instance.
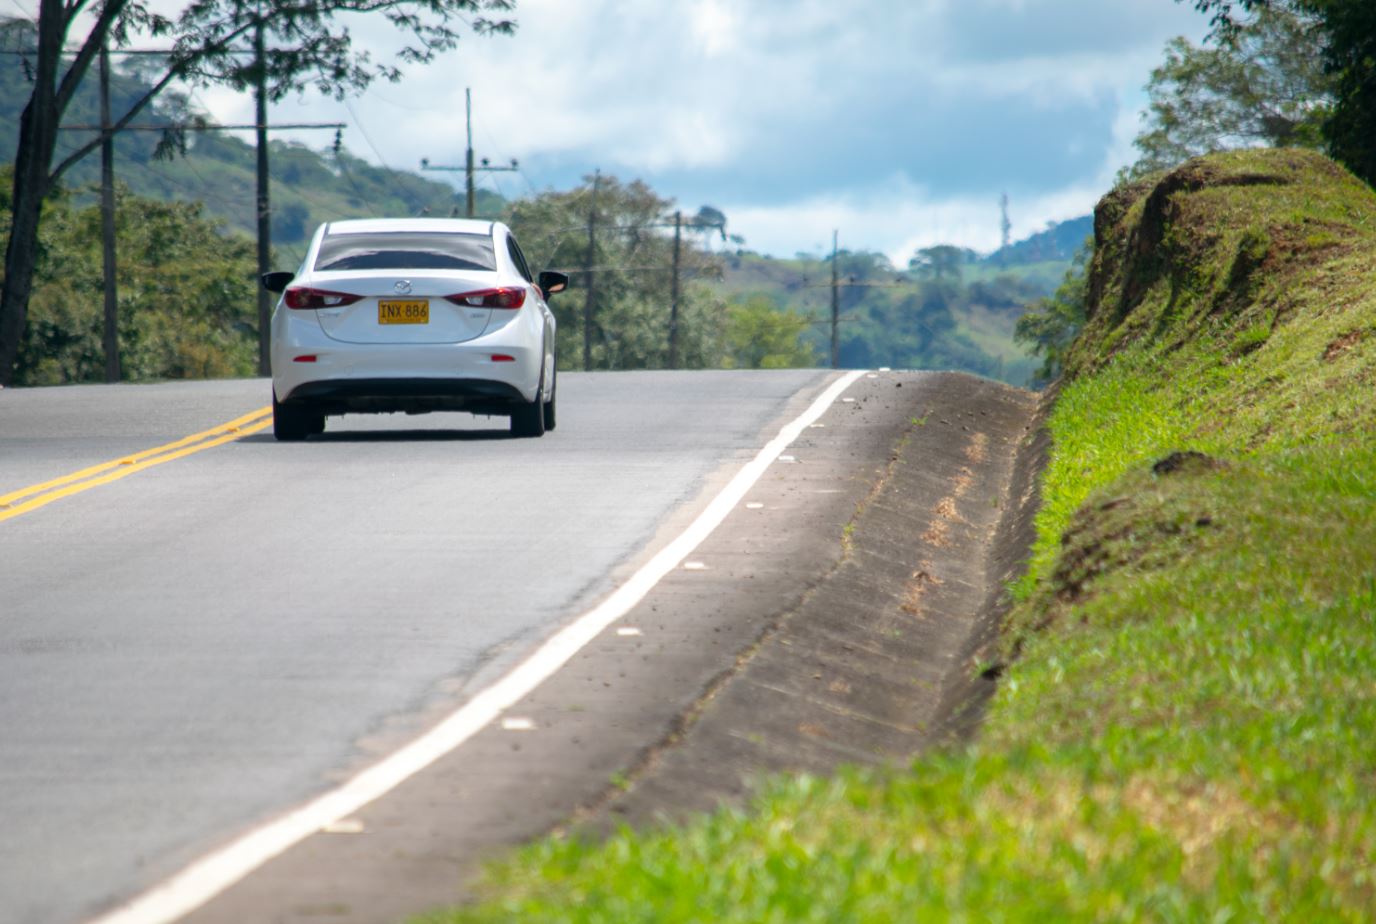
[689,205,727,248]
[1,167,260,385]
[1130,6,1333,177]
[1310,1,1376,186]
[722,296,816,369]
[908,245,968,285]
[1178,0,1376,187]
[1014,243,1090,384]
[0,0,515,385]
[505,174,727,370]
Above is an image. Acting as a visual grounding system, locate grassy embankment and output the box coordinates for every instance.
[421,149,1376,922]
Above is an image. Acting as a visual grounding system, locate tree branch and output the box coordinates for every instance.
[54,0,125,113]
[48,19,258,183]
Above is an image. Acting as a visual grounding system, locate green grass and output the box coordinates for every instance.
[417,149,1376,923]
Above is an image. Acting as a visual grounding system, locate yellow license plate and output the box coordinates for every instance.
[378,299,429,324]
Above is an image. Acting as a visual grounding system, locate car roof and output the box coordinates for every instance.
[322,218,498,236]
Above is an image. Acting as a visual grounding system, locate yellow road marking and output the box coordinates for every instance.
[0,406,272,524]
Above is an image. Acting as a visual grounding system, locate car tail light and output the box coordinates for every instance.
[284,287,363,310]
[443,287,526,309]
[491,354,516,362]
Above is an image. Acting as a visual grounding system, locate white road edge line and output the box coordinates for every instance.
[88,369,868,924]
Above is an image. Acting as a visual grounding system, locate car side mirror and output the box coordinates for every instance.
[261,271,295,294]
[538,271,569,300]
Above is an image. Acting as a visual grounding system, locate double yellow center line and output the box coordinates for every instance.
[0,406,272,524]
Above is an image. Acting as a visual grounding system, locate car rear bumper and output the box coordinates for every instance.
[271,307,545,413]
[280,377,526,415]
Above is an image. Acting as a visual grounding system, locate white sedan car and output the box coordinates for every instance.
[261,218,566,441]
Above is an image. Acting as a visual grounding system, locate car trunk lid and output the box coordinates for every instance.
[309,272,499,345]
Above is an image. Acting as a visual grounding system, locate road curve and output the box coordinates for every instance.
[0,370,837,924]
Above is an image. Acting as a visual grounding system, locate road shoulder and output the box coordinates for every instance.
[181,370,1040,924]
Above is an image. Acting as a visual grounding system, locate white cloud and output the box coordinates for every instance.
[690,0,740,58]
[155,0,1213,257]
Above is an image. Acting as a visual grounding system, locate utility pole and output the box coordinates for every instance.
[420,89,517,218]
[668,210,682,369]
[465,88,475,217]
[583,169,600,371]
[98,36,119,383]
[830,230,840,369]
[254,14,271,377]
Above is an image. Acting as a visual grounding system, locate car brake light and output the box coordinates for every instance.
[284,287,363,310]
[443,287,526,309]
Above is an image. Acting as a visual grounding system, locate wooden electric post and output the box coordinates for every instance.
[668,210,682,369]
[98,37,119,382]
[583,170,600,371]
[254,16,272,376]
[830,230,840,368]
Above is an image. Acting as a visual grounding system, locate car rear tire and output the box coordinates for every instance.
[510,374,547,438]
[542,369,557,432]
[273,394,321,441]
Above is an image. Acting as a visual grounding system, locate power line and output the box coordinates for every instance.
[4,1,37,25]
[332,150,384,215]
[342,98,392,173]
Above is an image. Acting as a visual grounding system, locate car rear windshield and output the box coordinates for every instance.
[314,231,498,272]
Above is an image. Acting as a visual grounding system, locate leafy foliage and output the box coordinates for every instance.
[1129,5,1333,178]
[1311,0,1376,187]
[907,244,971,283]
[506,174,728,371]
[1013,242,1090,384]
[720,247,1050,384]
[1,168,257,385]
[722,296,816,369]
[1180,0,1376,187]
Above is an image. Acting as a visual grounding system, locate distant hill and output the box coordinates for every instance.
[0,24,503,263]
[986,215,1093,265]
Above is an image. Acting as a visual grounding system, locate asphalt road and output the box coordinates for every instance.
[0,370,836,924]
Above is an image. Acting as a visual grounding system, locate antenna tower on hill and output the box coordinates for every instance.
[1000,192,1011,252]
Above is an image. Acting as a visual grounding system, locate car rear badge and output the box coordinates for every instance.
[394,280,412,294]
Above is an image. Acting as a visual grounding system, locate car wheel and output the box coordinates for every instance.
[273,393,320,441]
[510,373,547,438]
[542,368,557,432]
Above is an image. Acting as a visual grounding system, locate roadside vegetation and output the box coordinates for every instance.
[718,237,1080,385]
[417,147,1376,923]
[0,167,258,384]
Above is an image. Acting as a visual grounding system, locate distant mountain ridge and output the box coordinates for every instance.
[985,215,1093,265]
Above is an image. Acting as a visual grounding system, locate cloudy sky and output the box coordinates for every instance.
[197,0,1211,263]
